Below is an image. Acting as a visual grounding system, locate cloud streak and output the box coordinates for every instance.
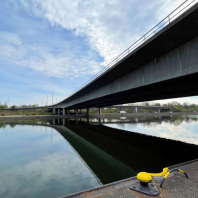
[0,31,102,78]
[18,0,186,66]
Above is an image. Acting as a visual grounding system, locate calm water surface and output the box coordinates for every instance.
[103,115,198,145]
[0,114,198,198]
[0,124,100,198]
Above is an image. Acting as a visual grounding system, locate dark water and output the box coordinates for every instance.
[0,115,198,198]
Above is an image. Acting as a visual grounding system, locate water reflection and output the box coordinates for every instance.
[0,115,198,197]
[0,125,100,198]
[102,115,198,145]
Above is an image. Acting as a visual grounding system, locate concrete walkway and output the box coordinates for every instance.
[61,160,198,198]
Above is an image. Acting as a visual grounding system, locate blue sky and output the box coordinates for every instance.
[0,0,197,106]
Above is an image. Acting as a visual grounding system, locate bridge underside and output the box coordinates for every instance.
[67,72,198,109]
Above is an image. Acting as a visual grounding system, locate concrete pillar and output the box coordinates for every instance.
[75,109,78,115]
[158,109,161,113]
[53,119,55,125]
[63,119,65,126]
[99,118,102,125]
[134,107,138,113]
[99,107,102,114]
[75,118,79,125]
[87,108,89,116]
[68,109,70,115]
[53,108,56,114]
[63,108,66,116]
[58,119,60,125]
[57,108,60,115]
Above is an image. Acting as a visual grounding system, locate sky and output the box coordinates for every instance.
[0,0,198,107]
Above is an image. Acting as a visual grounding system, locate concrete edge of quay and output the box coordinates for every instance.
[60,159,198,198]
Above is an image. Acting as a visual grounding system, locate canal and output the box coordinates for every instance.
[0,114,198,198]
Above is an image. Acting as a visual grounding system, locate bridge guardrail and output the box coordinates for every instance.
[57,0,197,104]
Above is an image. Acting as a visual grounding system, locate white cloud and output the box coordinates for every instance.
[0,152,99,197]
[3,1,194,79]
[0,31,22,46]
[18,0,193,67]
[0,31,102,78]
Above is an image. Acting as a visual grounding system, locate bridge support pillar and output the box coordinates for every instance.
[99,107,102,114]
[63,108,66,116]
[75,109,78,115]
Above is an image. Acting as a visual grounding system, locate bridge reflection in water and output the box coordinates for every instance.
[49,116,198,184]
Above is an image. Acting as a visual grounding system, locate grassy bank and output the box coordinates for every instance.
[0,109,53,116]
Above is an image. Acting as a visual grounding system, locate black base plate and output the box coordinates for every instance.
[130,181,159,196]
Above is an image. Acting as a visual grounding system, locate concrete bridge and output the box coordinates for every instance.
[50,1,198,115]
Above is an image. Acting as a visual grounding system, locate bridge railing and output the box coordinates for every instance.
[58,0,197,104]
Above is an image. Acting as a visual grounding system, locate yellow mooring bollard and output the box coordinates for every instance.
[130,167,188,196]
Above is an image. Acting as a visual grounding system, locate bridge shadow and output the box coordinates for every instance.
[50,117,198,184]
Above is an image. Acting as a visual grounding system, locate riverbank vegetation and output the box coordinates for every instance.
[0,104,53,116]
[0,101,198,116]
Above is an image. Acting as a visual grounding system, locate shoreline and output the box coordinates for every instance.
[0,111,198,121]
